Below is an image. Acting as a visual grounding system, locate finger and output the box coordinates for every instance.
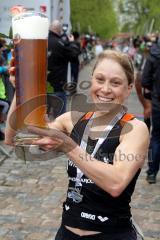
[10,58,15,67]
[27,126,63,138]
[9,66,15,76]
[44,114,51,123]
[9,75,16,88]
[40,145,55,151]
[31,137,55,145]
[27,126,53,137]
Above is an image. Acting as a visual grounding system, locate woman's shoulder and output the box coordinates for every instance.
[61,111,85,122]
[53,111,86,134]
[127,117,149,130]
[121,117,149,141]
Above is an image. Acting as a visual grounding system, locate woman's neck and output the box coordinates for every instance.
[93,105,124,122]
[88,105,125,140]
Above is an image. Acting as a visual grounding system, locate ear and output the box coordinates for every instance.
[128,83,133,90]
[126,83,133,97]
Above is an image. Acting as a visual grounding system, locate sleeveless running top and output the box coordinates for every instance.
[62,112,140,233]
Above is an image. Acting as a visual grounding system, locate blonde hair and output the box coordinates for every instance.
[93,49,134,85]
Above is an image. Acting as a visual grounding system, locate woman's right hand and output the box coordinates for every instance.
[9,49,16,88]
[27,125,77,153]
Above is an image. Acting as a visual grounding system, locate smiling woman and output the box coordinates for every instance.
[90,50,134,116]
[5,49,149,240]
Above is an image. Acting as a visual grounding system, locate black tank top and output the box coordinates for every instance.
[62,112,140,233]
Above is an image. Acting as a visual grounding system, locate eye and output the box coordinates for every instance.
[95,76,104,83]
[111,80,121,86]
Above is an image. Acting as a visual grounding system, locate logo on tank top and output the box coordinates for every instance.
[65,204,70,211]
[103,157,110,163]
[81,212,96,221]
[97,216,109,222]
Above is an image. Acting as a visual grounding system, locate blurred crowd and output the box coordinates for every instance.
[110,32,159,70]
[1,27,160,183]
[109,32,160,184]
[0,38,14,140]
[0,30,159,117]
[0,30,159,112]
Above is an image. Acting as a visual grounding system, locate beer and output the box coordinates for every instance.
[12,12,49,130]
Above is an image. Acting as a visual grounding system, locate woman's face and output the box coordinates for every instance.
[90,58,133,112]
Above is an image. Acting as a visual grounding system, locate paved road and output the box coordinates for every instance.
[0,60,160,240]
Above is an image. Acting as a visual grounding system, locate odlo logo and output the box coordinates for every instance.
[81,212,96,220]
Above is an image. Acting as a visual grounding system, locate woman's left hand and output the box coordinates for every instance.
[27,126,76,153]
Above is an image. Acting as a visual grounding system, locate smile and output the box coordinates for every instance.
[97,95,114,102]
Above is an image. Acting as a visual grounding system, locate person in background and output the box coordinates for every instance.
[0,39,14,103]
[0,50,9,140]
[70,31,81,94]
[6,49,149,240]
[122,40,130,54]
[134,39,152,132]
[142,35,160,184]
[135,72,151,130]
[94,38,104,56]
[61,23,69,43]
[47,20,80,116]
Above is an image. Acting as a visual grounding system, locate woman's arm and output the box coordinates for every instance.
[28,118,149,197]
[5,100,77,146]
[5,100,72,145]
[65,119,149,197]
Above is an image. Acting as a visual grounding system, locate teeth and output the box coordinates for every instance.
[98,96,113,102]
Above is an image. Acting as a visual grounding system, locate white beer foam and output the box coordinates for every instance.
[12,13,49,39]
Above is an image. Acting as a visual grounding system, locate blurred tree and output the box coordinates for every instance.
[70,0,118,38]
[118,0,160,34]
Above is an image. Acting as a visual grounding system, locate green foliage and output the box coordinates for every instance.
[0,27,13,49]
[9,26,13,39]
[70,0,118,39]
[0,33,10,39]
[118,0,160,34]
[0,27,12,39]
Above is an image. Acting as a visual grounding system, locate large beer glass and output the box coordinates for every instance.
[12,11,49,145]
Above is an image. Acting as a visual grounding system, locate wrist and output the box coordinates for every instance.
[61,135,77,153]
